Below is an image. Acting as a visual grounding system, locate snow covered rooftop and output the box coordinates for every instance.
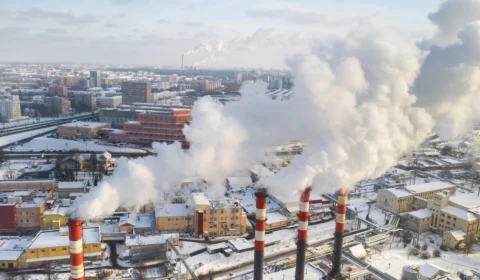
[264,263,326,279]
[441,205,477,221]
[58,121,109,129]
[349,244,367,258]
[447,229,466,240]
[228,238,254,252]
[192,193,210,206]
[28,227,101,249]
[450,193,480,209]
[125,233,178,247]
[250,164,274,177]
[408,209,432,219]
[58,181,85,189]
[386,188,412,198]
[405,181,455,194]
[419,263,448,278]
[155,204,194,217]
[266,211,288,225]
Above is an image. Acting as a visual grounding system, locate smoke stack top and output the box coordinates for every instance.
[68,219,84,280]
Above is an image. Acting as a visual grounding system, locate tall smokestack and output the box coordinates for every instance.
[68,219,84,280]
[295,187,311,280]
[254,190,267,280]
[330,189,348,277]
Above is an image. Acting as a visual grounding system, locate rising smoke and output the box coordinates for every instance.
[76,0,480,219]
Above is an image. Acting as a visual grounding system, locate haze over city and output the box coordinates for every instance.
[1,1,480,280]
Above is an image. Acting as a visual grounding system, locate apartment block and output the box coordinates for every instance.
[121,81,152,105]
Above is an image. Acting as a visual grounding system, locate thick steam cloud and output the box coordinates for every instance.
[76,0,480,219]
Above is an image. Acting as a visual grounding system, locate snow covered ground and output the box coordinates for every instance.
[369,232,480,278]
[176,241,207,255]
[0,126,57,147]
[9,137,147,153]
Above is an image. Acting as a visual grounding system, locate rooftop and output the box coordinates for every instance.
[405,181,455,194]
[386,188,412,198]
[58,122,109,129]
[155,204,194,217]
[441,205,477,221]
[58,181,86,189]
[192,193,210,206]
[408,209,432,219]
[449,193,480,209]
[28,227,101,249]
[125,233,178,247]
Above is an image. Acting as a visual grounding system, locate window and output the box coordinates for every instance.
[93,244,98,248]
[41,250,46,253]
[30,250,35,254]
[62,248,67,251]
[51,248,56,252]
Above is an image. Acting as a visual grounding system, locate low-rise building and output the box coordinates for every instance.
[57,122,111,138]
[97,96,122,108]
[0,179,58,191]
[40,203,69,230]
[0,236,32,269]
[26,227,102,267]
[405,209,432,233]
[442,229,466,249]
[57,181,87,198]
[376,181,456,214]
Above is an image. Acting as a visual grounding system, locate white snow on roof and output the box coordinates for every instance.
[264,263,325,279]
[155,204,194,217]
[58,181,85,189]
[419,263,446,278]
[387,189,412,198]
[28,227,100,249]
[409,209,432,219]
[250,165,274,177]
[192,193,210,206]
[266,211,288,225]
[450,194,480,209]
[349,244,367,258]
[125,233,178,247]
[0,250,23,261]
[26,252,101,263]
[0,236,33,260]
[228,238,254,251]
[227,177,252,189]
[442,206,477,221]
[405,181,455,194]
[447,229,466,240]
[59,121,109,128]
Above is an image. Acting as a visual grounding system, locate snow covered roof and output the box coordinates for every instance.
[349,244,367,258]
[58,181,85,189]
[386,188,412,198]
[125,233,178,247]
[264,263,325,279]
[228,238,254,251]
[250,165,274,177]
[28,227,101,249]
[442,205,477,221]
[58,121,109,129]
[266,211,288,225]
[409,209,432,219]
[405,181,455,194]
[446,229,466,240]
[450,194,480,210]
[227,177,252,189]
[419,263,448,278]
[155,204,194,217]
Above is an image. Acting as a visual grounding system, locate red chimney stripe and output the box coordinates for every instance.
[70,253,84,266]
[298,211,309,222]
[254,240,265,251]
[298,230,308,240]
[255,221,266,231]
[337,204,347,214]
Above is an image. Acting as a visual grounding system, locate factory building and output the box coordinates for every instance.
[96,96,122,108]
[57,122,111,138]
[0,236,32,269]
[155,192,248,237]
[375,181,457,214]
[108,109,191,146]
[25,226,102,267]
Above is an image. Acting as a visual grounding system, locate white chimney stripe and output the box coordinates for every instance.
[256,208,266,220]
[255,230,265,241]
[70,269,84,278]
[298,221,308,231]
[299,202,309,212]
[336,213,346,223]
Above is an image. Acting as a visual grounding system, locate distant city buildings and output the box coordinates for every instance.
[48,85,68,97]
[96,96,122,108]
[121,81,152,105]
[0,93,21,121]
[90,70,101,88]
[57,122,111,138]
[201,80,223,92]
[73,92,97,112]
[60,76,80,88]
[43,96,70,116]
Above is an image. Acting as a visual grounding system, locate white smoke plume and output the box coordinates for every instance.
[76,0,480,219]
[415,0,480,139]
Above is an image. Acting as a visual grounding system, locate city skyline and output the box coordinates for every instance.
[0,0,439,68]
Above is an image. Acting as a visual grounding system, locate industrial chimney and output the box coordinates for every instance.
[197,210,204,238]
[330,189,348,278]
[254,190,268,280]
[295,187,311,280]
[68,219,84,280]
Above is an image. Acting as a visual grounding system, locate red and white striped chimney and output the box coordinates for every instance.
[68,219,84,280]
[254,190,268,280]
[330,189,348,277]
[295,187,311,280]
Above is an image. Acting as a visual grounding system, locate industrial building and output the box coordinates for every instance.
[0,236,32,269]
[96,96,122,108]
[25,226,102,267]
[57,121,111,138]
[108,109,191,146]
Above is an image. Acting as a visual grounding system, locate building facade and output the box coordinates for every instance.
[48,85,67,97]
[90,71,101,88]
[108,109,191,146]
[44,97,70,116]
[0,94,21,121]
[57,122,111,138]
[121,81,152,105]
[73,92,96,112]
[96,96,122,108]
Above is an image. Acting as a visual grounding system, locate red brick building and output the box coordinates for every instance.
[48,85,68,97]
[0,204,17,235]
[108,109,191,147]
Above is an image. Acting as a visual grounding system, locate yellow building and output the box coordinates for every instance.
[40,205,69,230]
[443,229,466,249]
[26,227,102,267]
[0,237,32,269]
[155,193,248,237]
[57,122,110,139]
[376,181,456,214]
[405,209,432,233]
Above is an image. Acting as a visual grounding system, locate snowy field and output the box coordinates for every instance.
[9,137,147,153]
[369,232,480,278]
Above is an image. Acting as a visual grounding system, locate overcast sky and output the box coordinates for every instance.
[0,0,441,68]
